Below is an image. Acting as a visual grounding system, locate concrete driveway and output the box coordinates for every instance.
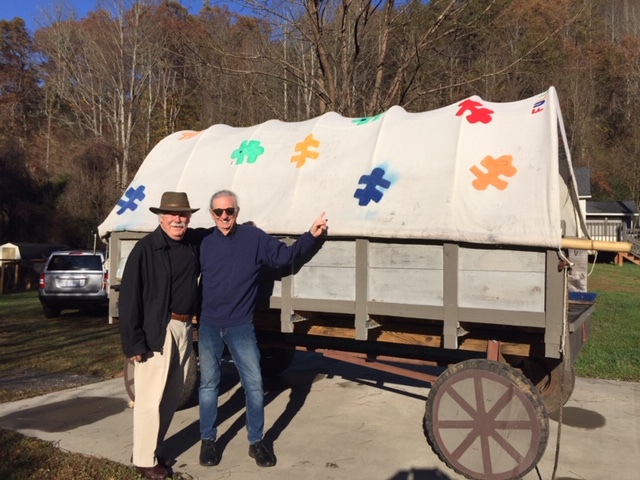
[0,351,638,480]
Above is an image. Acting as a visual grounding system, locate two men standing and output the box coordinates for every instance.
[119,190,326,479]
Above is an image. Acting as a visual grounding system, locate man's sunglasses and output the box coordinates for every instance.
[211,207,236,217]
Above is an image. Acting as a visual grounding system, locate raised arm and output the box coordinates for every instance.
[309,211,328,238]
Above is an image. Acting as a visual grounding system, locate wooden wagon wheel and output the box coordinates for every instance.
[124,357,136,403]
[424,359,549,480]
[123,349,199,410]
[521,357,575,415]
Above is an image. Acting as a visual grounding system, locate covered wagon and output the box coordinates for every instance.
[99,87,608,480]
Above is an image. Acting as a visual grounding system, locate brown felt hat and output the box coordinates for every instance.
[149,191,200,214]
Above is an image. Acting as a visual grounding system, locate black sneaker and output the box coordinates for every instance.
[199,439,219,466]
[248,441,275,467]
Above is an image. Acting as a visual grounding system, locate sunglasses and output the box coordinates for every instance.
[211,207,236,217]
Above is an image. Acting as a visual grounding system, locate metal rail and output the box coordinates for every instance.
[629,235,640,258]
[620,229,640,258]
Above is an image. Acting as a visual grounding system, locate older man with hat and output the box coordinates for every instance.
[119,191,207,480]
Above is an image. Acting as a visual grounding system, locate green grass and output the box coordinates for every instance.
[0,291,124,403]
[574,262,640,381]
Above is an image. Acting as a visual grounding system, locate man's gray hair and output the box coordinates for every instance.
[209,190,239,209]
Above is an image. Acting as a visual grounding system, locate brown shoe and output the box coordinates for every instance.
[131,455,175,470]
[135,464,169,480]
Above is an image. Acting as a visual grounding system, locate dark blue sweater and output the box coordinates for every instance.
[199,224,318,327]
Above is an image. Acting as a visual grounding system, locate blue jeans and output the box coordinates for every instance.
[198,322,264,444]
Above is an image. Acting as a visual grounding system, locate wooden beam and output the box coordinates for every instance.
[562,237,631,252]
[301,324,531,356]
[254,313,534,357]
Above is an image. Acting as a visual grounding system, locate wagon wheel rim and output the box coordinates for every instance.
[522,357,575,414]
[430,362,547,480]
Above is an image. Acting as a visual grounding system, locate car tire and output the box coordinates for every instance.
[42,305,61,318]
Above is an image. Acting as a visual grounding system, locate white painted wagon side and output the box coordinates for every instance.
[264,239,564,358]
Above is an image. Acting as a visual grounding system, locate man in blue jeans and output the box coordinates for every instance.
[198,189,327,468]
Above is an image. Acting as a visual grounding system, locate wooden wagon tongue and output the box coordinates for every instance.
[561,237,631,252]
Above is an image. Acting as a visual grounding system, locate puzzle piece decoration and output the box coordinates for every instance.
[116,185,146,215]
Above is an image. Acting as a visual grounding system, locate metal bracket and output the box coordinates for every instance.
[366,317,381,330]
[486,339,501,362]
[291,312,307,323]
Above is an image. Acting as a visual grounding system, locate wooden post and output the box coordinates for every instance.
[280,238,294,333]
[355,239,369,341]
[0,262,5,294]
[544,250,564,359]
[443,243,459,349]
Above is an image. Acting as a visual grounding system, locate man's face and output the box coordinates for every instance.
[159,212,191,241]
[210,195,238,236]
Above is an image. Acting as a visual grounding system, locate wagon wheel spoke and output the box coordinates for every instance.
[490,429,526,465]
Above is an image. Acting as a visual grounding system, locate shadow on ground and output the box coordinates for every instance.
[0,397,129,432]
[549,406,606,429]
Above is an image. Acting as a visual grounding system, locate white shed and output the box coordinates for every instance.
[0,242,68,264]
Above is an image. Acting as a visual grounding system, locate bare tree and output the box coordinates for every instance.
[36,0,167,190]
[191,1,523,117]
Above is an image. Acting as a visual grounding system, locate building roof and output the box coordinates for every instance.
[573,167,591,198]
[586,200,638,216]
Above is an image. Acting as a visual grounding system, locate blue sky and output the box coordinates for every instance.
[0,0,205,33]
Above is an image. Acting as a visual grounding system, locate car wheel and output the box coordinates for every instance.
[42,305,61,318]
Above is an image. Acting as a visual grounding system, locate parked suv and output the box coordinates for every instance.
[38,250,108,318]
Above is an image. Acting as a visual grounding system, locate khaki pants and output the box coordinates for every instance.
[132,320,192,467]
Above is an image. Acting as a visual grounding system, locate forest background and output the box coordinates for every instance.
[1,0,639,248]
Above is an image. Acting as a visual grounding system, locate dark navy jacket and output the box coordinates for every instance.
[119,226,210,357]
[199,224,318,328]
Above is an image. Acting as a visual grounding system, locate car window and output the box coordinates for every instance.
[47,255,103,271]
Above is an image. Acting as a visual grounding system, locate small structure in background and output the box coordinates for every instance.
[573,167,640,265]
[574,166,638,241]
[586,199,638,242]
[0,242,69,293]
[571,167,640,265]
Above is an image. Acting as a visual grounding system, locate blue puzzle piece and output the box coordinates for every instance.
[116,185,146,215]
[354,168,391,206]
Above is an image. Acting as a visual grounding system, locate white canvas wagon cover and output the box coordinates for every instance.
[98,86,587,248]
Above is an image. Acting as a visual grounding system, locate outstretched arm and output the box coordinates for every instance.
[309,211,328,238]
